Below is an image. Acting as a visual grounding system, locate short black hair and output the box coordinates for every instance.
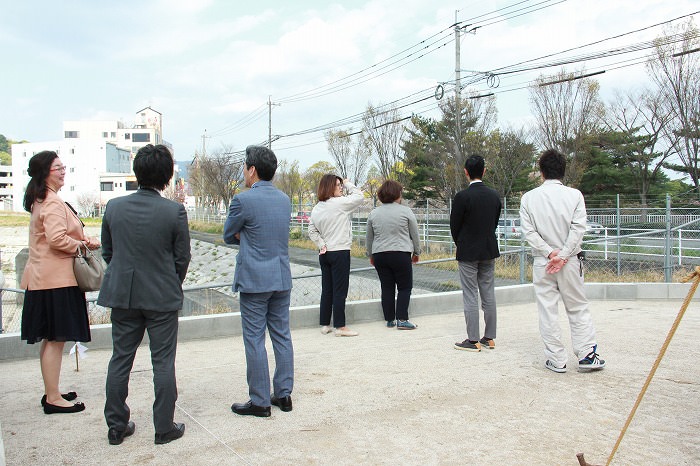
[23,150,58,212]
[245,145,277,181]
[464,154,485,180]
[538,149,566,180]
[133,144,174,190]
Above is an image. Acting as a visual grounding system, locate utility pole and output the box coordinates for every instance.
[454,10,463,188]
[201,129,207,157]
[455,10,462,142]
[268,96,281,148]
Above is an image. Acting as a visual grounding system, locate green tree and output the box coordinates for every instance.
[0,134,10,152]
[363,165,383,206]
[401,95,497,203]
[488,128,537,198]
[578,139,633,206]
[401,115,444,200]
[275,159,307,207]
[304,161,337,203]
[0,134,12,164]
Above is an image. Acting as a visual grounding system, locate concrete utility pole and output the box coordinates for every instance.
[268,96,281,149]
[454,10,463,188]
[455,10,462,145]
[202,129,207,157]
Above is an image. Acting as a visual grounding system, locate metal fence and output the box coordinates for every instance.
[3,232,698,335]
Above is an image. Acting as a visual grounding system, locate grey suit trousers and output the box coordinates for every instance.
[458,259,497,342]
[104,308,178,434]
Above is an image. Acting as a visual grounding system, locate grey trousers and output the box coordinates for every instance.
[105,308,178,434]
[458,259,497,342]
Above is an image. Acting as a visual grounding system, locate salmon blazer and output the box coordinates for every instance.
[21,189,87,290]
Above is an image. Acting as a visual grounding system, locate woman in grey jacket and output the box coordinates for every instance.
[366,180,421,329]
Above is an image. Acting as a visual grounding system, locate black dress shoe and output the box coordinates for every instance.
[108,421,135,445]
[154,422,185,445]
[231,400,271,417]
[43,401,85,414]
[40,392,78,407]
[271,395,293,412]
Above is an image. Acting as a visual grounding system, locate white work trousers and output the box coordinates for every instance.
[532,256,597,367]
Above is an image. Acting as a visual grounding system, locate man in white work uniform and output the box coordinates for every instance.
[519,148,605,373]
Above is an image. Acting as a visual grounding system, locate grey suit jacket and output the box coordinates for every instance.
[97,188,191,312]
[223,181,292,293]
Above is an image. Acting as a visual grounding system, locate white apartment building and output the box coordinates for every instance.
[0,165,11,210]
[11,140,132,213]
[11,107,177,214]
[63,106,168,156]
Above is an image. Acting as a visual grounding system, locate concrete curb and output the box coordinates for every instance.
[0,282,689,362]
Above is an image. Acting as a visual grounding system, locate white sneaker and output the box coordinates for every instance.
[334,327,359,337]
[545,360,567,373]
[320,325,333,335]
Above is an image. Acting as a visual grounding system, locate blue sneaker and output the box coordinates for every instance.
[578,346,605,371]
[397,320,417,330]
[386,320,396,328]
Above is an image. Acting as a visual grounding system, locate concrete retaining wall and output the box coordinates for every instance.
[0,282,690,361]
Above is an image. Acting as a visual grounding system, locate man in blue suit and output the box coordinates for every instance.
[223,145,294,416]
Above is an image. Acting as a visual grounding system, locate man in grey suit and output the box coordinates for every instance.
[98,144,191,445]
[450,155,502,352]
[224,145,294,417]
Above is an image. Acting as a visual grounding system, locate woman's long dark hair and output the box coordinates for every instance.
[23,151,58,212]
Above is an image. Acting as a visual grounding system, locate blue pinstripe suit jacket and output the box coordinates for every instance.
[223,181,292,293]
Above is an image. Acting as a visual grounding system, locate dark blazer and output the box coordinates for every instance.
[223,181,292,293]
[97,188,191,312]
[450,181,502,262]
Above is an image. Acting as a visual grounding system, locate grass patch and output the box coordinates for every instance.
[189,221,224,234]
[0,211,30,226]
[0,211,101,227]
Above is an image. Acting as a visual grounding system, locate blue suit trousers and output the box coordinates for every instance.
[239,290,294,406]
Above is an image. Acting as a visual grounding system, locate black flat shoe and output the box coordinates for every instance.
[154,422,185,444]
[43,401,85,414]
[40,392,78,407]
[108,421,136,445]
[231,400,271,417]
[271,395,293,412]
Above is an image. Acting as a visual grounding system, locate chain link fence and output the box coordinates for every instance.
[3,234,698,335]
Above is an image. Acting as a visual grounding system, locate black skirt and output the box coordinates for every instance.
[21,286,92,344]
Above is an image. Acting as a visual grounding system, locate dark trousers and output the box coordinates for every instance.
[373,251,413,321]
[104,308,178,434]
[319,250,351,328]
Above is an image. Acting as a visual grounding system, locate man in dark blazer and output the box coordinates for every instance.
[98,144,191,445]
[450,155,502,352]
[223,145,294,417]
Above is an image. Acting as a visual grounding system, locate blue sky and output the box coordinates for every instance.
[1,1,697,168]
